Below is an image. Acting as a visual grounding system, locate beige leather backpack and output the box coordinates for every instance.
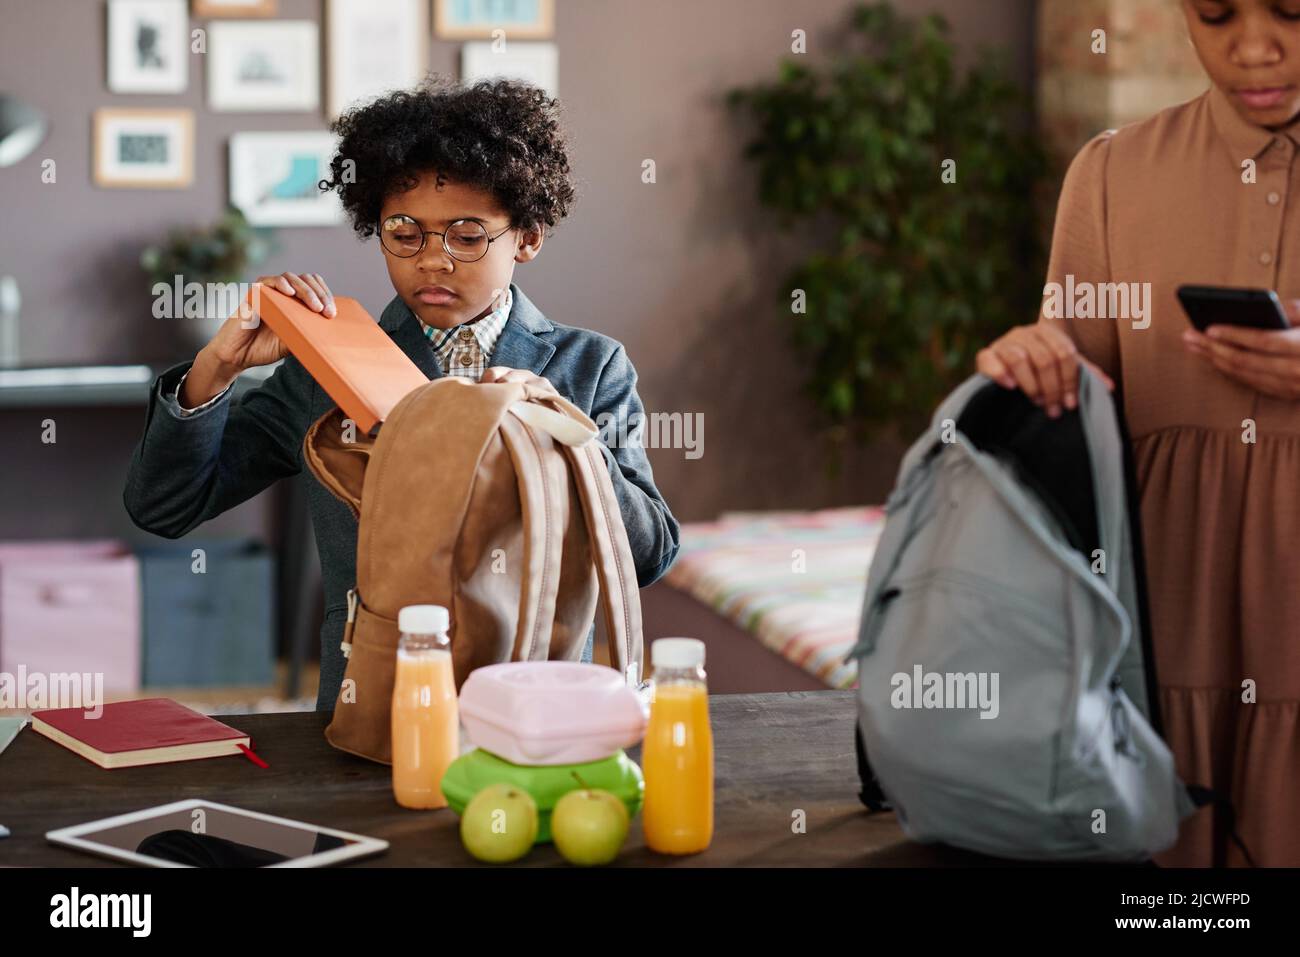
[303,377,644,764]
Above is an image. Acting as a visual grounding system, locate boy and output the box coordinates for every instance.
[123,77,681,711]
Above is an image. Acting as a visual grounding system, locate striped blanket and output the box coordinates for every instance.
[662,506,886,689]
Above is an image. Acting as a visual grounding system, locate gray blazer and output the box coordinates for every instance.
[123,283,681,710]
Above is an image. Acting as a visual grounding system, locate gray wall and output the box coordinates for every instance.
[0,0,1034,545]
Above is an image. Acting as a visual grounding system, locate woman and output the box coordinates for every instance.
[976,0,1300,866]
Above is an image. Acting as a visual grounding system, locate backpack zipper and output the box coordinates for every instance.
[1108,675,1141,762]
[340,586,358,658]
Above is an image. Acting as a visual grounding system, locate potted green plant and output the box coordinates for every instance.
[727,1,1048,449]
[140,207,276,350]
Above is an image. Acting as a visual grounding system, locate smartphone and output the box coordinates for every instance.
[1177,285,1291,332]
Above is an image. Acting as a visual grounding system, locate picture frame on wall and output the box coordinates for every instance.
[434,0,554,40]
[93,109,194,189]
[192,0,277,16]
[460,41,557,97]
[207,21,320,112]
[107,0,189,94]
[326,0,428,120]
[229,132,344,227]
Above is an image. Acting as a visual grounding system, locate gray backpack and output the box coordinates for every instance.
[847,369,1199,861]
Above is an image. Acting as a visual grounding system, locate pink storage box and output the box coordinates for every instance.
[458,662,647,766]
[0,540,141,697]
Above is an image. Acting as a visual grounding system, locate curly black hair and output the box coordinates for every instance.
[319,74,576,240]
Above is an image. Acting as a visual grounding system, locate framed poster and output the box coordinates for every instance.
[192,0,277,15]
[93,109,194,188]
[326,0,428,120]
[434,0,554,40]
[107,0,189,93]
[229,132,344,226]
[460,41,557,97]
[207,20,319,112]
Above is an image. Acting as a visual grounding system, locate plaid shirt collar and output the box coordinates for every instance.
[419,286,512,370]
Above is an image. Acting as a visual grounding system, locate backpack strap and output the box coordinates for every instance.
[1075,366,1126,584]
[498,411,569,660]
[508,394,645,684]
[565,438,645,683]
[854,721,892,814]
[1108,389,1162,734]
[1184,786,1259,867]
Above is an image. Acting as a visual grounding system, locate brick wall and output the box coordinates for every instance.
[1037,0,1209,171]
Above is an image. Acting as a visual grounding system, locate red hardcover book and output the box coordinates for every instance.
[30,698,251,769]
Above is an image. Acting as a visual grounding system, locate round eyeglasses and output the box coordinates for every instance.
[379,214,514,263]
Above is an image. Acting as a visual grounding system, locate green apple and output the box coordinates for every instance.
[460,783,538,863]
[551,787,630,866]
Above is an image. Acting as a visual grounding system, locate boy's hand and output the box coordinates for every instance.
[480,366,560,397]
[184,272,334,407]
[205,272,336,376]
[259,271,337,318]
[1182,300,1300,400]
[975,322,1114,417]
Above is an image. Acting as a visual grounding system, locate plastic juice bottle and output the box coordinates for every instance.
[391,605,458,810]
[642,638,714,854]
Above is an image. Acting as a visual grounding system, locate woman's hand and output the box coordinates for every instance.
[975,323,1115,417]
[205,271,336,375]
[1182,301,1300,400]
[480,366,560,397]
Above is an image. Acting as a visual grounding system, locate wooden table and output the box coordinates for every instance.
[2,690,985,867]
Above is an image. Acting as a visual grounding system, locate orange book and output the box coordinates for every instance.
[247,285,429,435]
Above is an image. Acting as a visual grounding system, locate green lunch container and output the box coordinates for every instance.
[440,747,644,843]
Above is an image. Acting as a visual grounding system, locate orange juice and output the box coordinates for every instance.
[642,639,713,854]
[391,606,458,810]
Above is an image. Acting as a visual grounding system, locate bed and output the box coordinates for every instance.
[626,506,885,694]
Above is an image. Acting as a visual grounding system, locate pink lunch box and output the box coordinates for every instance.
[458,661,648,766]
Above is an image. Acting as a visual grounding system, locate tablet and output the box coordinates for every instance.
[46,799,388,868]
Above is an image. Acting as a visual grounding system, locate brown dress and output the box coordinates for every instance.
[1041,85,1300,866]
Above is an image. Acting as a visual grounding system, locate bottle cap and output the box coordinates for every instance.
[398,604,449,635]
[651,637,705,669]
